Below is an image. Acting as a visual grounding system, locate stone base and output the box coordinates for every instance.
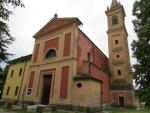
[21,102,102,112]
[111,103,135,108]
[110,90,135,108]
[49,104,102,112]
[102,103,111,108]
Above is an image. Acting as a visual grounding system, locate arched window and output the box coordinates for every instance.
[87,53,91,62]
[112,15,118,25]
[45,49,56,58]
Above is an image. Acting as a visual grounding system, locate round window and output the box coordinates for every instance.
[77,83,82,88]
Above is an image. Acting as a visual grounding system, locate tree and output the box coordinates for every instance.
[0,0,24,63]
[0,65,9,98]
[0,66,3,97]
[132,0,150,106]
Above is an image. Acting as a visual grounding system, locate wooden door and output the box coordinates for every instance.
[41,75,52,105]
[119,96,124,107]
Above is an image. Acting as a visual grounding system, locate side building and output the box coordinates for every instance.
[2,55,32,103]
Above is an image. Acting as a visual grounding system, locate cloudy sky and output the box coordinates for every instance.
[1,0,137,67]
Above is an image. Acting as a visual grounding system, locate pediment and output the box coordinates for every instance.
[33,17,82,38]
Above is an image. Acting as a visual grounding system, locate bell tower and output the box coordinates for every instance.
[105,0,135,107]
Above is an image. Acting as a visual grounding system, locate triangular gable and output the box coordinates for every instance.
[33,17,82,38]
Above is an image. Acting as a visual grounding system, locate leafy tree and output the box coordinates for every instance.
[3,65,9,83]
[0,65,9,98]
[132,0,150,106]
[0,0,24,63]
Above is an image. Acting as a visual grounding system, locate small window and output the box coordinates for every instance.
[6,87,10,95]
[87,53,91,62]
[45,49,56,58]
[112,15,118,25]
[77,83,82,88]
[19,68,22,76]
[116,54,120,58]
[10,70,14,77]
[27,88,32,95]
[15,86,19,96]
[118,70,121,76]
[115,40,118,45]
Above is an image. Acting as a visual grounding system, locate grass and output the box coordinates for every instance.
[3,108,33,113]
[103,107,150,113]
[2,105,150,113]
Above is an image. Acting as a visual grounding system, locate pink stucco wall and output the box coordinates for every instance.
[77,30,110,103]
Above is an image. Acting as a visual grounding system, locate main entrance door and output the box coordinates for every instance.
[41,74,52,105]
[119,96,124,107]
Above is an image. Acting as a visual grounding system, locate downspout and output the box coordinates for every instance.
[89,62,91,76]
[17,60,27,103]
[101,82,103,111]
[93,45,94,63]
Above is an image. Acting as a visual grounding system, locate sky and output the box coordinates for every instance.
[1,0,137,68]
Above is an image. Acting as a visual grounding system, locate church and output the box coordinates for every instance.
[2,0,135,111]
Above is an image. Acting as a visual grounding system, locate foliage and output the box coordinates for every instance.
[2,65,9,82]
[0,65,9,97]
[135,88,150,107]
[0,0,24,63]
[132,0,150,106]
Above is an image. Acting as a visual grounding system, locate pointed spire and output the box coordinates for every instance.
[110,0,119,8]
[107,6,109,10]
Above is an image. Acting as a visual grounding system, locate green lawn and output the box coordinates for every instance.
[103,107,150,113]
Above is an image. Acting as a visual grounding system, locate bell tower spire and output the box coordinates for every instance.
[110,0,119,8]
[105,1,135,107]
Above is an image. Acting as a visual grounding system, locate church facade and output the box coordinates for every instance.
[2,0,135,110]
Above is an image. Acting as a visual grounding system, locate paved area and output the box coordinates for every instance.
[0,109,15,113]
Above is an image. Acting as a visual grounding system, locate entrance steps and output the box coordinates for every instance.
[27,104,48,112]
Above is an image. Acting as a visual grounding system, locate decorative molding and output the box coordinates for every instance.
[112,79,127,84]
[110,84,133,90]
[112,47,123,52]
[112,60,124,65]
[112,34,120,37]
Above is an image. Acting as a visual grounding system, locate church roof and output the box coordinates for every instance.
[33,16,82,38]
[74,74,102,82]
[9,54,32,64]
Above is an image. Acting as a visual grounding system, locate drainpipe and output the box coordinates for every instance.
[101,82,102,111]
[89,62,91,76]
[93,45,94,63]
[17,59,27,103]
